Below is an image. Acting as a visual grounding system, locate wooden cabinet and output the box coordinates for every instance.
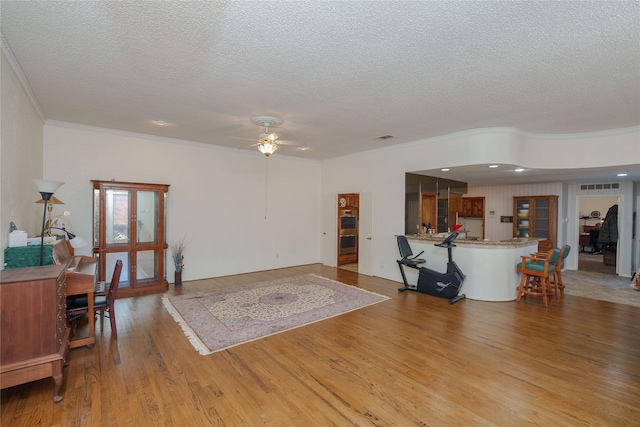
[0,265,70,402]
[461,197,484,218]
[337,193,359,266]
[92,180,169,297]
[513,195,558,252]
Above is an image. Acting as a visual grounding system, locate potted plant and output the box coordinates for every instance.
[171,239,187,286]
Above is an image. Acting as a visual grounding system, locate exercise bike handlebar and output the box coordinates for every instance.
[434,232,459,248]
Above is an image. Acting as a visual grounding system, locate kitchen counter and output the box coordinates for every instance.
[401,234,542,301]
[405,234,543,248]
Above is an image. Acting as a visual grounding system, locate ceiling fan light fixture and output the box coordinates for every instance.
[251,115,284,156]
[257,140,279,156]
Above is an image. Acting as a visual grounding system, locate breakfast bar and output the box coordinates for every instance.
[403,235,542,301]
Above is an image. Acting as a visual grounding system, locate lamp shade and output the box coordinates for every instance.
[69,235,88,249]
[33,179,64,194]
[35,196,65,205]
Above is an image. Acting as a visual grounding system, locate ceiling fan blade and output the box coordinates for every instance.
[276,139,298,146]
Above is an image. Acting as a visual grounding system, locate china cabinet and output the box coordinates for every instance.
[513,195,558,252]
[92,180,169,296]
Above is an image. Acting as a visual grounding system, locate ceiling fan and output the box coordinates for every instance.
[250,115,283,157]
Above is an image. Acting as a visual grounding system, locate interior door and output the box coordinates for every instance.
[358,192,373,276]
[322,194,337,267]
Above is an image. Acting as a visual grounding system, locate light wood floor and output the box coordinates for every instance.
[2,264,639,426]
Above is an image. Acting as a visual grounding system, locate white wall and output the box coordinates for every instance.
[43,122,322,281]
[321,127,640,284]
[0,50,45,267]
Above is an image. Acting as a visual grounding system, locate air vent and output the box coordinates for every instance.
[580,183,620,190]
[377,135,394,140]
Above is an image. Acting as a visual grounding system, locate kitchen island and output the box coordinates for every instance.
[403,234,542,301]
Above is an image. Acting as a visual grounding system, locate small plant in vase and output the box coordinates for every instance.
[171,239,187,286]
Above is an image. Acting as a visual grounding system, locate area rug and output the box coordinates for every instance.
[162,274,389,355]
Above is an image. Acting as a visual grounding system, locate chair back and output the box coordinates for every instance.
[106,260,123,305]
[558,245,571,269]
[397,235,414,259]
[549,248,561,266]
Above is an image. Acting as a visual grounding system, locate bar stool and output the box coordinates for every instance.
[552,245,571,296]
[516,249,560,307]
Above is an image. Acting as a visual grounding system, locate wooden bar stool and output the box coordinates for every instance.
[516,249,560,307]
[552,245,571,296]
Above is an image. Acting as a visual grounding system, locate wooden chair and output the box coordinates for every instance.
[516,249,560,307]
[552,245,571,296]
[67,260,123,339]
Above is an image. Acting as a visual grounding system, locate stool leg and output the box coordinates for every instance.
[517,274,528,301]
[556,271,564,296]
[542,277,549,307]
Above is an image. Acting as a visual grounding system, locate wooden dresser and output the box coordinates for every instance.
[0,265,70,403]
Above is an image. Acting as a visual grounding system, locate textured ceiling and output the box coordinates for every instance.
[1,1,639,183]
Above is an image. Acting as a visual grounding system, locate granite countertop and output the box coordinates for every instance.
[404,234,543,248]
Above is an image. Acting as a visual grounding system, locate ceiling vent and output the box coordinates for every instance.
[580,183,620,190]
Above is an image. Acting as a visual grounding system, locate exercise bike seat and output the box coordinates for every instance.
[397,235,426,268]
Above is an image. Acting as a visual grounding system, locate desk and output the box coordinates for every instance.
[65,256,97,348]
[0,265,70,402]
[52,241,98,348]
[579,233,597,253]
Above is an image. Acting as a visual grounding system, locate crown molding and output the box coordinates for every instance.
[44,120,320,163]
[1,34,45,122]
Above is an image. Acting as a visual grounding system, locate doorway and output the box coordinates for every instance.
[337,193,359,269]
[577,195,620,282]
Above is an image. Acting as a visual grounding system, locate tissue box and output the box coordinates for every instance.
[9,230,28,247]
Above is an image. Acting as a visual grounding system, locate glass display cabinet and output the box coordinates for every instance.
[513,195,558,252]
[92,180,169,296]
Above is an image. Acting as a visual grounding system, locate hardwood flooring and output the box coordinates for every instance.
[2,264,639,426]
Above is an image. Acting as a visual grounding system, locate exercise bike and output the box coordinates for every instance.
[396,232,466,304]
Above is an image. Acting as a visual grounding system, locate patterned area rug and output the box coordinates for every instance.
[162,274,389,355]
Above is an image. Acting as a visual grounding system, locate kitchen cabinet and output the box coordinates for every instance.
[337,193,359,266]
[461,197,484,218]
[92,180,169,296]
[513,195,558,252]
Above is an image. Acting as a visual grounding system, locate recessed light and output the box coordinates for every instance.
[515,168,525,172]
[154,120,167,126]
[441,168,450,172]
[617,173,627,177]
[297,146,310,151]
[489,165,499,168]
